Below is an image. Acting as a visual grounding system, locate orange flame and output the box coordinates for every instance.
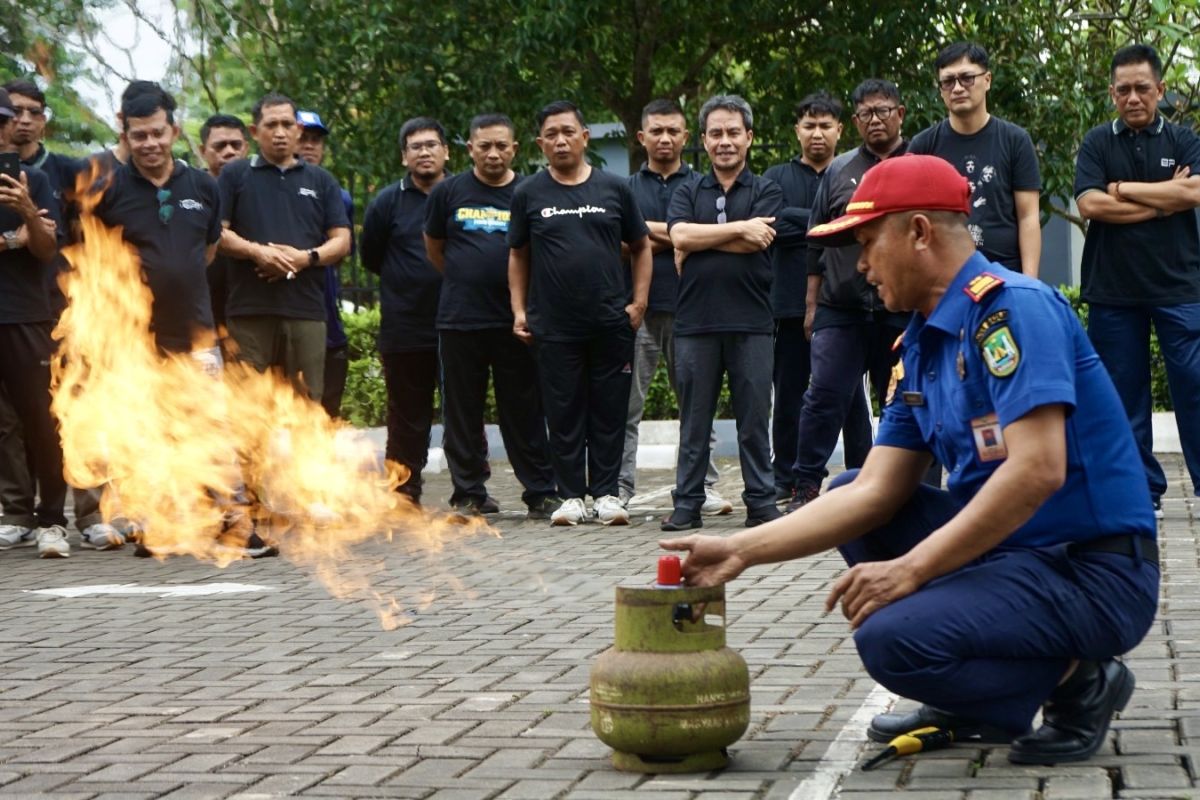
[53,168,494,618]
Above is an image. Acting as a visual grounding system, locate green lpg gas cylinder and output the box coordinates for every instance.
[589,556,750,773]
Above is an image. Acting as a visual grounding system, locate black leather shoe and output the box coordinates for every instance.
[661,511,702,532]
[745,505,783,527]
[1008,659,1135,764]
[868,704,1016,744]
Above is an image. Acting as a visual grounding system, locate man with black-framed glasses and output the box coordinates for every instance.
[789,78,913,512]
[361,116,449,508]
[910,42,1042,277]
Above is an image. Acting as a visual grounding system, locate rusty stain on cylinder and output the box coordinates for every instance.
[589,583,750,773]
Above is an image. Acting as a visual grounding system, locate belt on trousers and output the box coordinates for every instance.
[1070,534,1159,563]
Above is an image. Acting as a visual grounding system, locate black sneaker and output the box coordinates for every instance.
[1153,498,1164,520]
[745,505,783,527]
[526,496,563,521]
[786,484,821,514]
[243,532,279,559]
[451,495,501,516]
[661,511,702,532]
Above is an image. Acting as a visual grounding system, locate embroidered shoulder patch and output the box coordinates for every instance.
[963,272,1005,303]
[981,325,1020,377]
[972,309,1010,345]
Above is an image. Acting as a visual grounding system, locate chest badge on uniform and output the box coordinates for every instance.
[980,325,1019,377]
[971,413,1008,462]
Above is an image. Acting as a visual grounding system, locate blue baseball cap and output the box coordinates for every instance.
[296,110,328,135]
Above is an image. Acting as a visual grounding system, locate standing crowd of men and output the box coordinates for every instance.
[0,39,1197,554]
[0,36,1196,766]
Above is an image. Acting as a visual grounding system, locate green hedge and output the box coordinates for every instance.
[339,292,1172,427]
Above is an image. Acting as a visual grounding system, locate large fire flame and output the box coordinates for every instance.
[51,171,490,628]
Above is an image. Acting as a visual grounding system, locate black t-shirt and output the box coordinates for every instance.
[1074,116,1200,306]
[909,116,1041,271]
[361,175,442,352]
[0,166,61,324]
[218,155,350,321]
[667,167,784,336]
[626,162,700,313]
[763,157,824,319]
[95,161,222,352]
[424,171,519,331]
[507,168,648,340]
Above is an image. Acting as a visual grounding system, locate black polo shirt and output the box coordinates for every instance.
[218,155,350,321]
[22,143,82,214]
[667,167,783,336]
[94,160,222,352]
[763,157,825,319]
[627,162,700,313]
[362,175,442,352]
[1075,115,1200,306]
[507,168,648,341]
[424,170,519,331]
[0,166,60,324]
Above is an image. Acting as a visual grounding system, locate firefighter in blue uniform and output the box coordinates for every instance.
[661,155,1159,765]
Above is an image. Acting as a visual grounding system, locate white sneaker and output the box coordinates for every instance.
[79,523,125,551]
[594,495,630,526]
[0,524,35,550]
[702,490,734,516]
[550,497,587,526]
[36,525,70,558]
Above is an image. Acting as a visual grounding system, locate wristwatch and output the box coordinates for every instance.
[308,249,320,267]
[2,231,17,250]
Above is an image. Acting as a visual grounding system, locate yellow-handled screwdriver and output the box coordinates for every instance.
[860,726,955,771]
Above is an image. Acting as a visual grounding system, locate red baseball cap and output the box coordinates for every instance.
[808,155,970,245]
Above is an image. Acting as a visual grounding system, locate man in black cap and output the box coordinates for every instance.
[0,87,69,557]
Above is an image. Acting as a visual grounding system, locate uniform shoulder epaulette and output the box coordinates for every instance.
[963,272,1005,303]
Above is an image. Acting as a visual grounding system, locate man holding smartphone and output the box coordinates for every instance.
[0,88,70,558]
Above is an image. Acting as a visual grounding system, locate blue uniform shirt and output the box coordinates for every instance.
[876,252,1155,547]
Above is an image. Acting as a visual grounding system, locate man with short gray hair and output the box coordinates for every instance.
[663,94,783,530]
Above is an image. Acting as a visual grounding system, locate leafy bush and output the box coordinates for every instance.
[1059,285,1171,411]
[343,291,1172,427]
[341,306,387,427]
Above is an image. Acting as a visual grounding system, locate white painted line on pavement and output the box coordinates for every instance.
[788,682,897,800]
[25,582,275,598]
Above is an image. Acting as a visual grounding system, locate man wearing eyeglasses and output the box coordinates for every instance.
[217,91,352,402]
[361,117,449,508]
[0,87,68,557]
[909,42,1042,277]
[0,79,81,554]
[789,78,914,512]
[1075,43,1200,519]
[663,94,783,531]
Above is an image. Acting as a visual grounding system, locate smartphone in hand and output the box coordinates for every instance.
[0,152,20,183]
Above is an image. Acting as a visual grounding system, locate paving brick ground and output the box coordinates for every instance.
[0,455,1193,799]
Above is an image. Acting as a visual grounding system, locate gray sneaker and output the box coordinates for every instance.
[0,524,35,550]
[36,525,70,558]
[80,523,125,551]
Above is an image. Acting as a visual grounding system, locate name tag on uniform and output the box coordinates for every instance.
[971,413,1007,462]
[902,391,924,406]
